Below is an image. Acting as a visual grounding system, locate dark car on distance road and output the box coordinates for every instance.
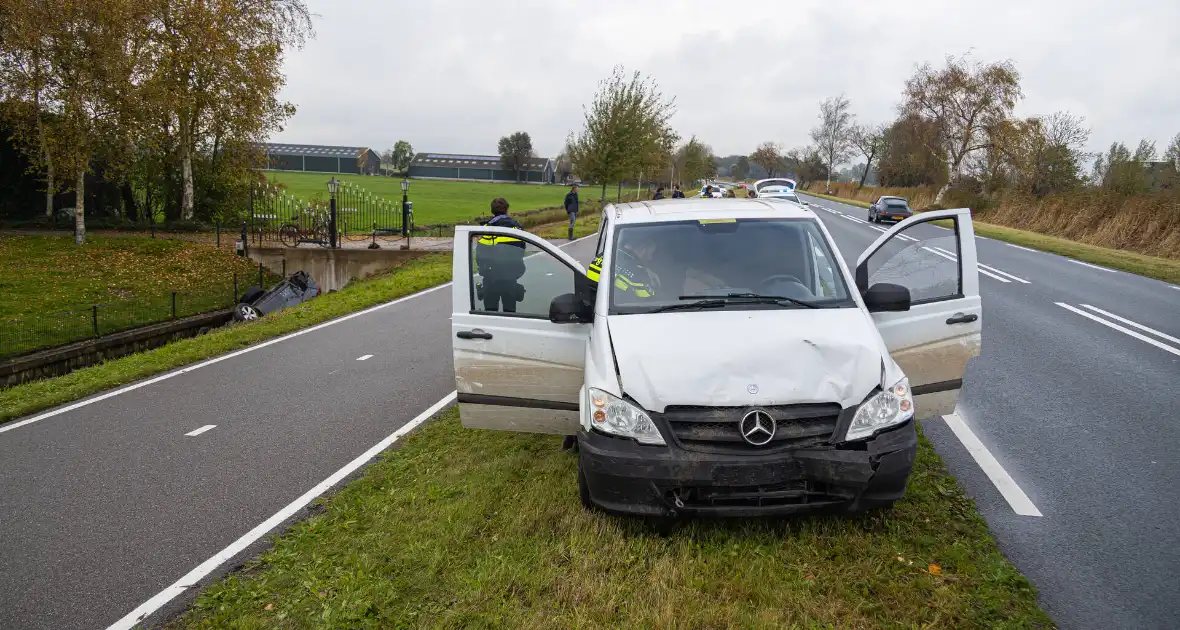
[869,196,913,223]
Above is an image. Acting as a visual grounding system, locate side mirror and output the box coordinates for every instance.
[549,292,593,323]
[862,283,910,312]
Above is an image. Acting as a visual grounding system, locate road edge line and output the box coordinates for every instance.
[941,412,1042,517]
[105,391,458,630]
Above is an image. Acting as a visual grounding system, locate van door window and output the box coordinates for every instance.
[469,234,577,318]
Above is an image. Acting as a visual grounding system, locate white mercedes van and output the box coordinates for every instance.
[451,198,981,517]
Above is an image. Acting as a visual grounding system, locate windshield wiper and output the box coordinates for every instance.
[649,299,728,313]
[678,293,819,309]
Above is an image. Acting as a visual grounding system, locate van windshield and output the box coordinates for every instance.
[607,218,855,315]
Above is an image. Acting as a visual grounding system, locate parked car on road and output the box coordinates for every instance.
[753,178,797,196]
[698,184,726,198]
[869,196,913,223]
[450,198,982,517]
[753,185,809,208]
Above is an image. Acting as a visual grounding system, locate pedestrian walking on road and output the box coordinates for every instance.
[563,183,580,240]
[475,197,526,312]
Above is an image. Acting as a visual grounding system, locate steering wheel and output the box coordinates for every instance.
[758,274,803,291]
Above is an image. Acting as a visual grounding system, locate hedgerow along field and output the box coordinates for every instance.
[263,171,581,226]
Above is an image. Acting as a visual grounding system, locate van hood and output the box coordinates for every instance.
[605,309,883,412]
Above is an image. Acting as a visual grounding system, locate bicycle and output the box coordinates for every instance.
[278,210,331,248]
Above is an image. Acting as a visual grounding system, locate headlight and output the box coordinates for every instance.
[587,388,665,445]
[844,378,914,441]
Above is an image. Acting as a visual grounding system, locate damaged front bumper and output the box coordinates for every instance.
[579,420,917,517]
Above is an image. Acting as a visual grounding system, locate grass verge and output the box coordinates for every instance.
[170,408,1052,629]
[0,235,269,357]
[800,190,1180,284]
[0,254,453,425]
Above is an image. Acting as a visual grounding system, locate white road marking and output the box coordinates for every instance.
[1057,303,1180,357]
[928,246,1012,283]
[922,246,959,263]
[1069,259,1117,273]
[942,412,1042,517]
[868,225,888,233]
[0,233,597,437]
[897,234,919,242]
[356,354,373,361]
[106,392,459,630]
[1079,304,1180,346]
[843,215,868,224]
[977,263,1030,284]
[1008,243,1039,253]
[1171,286,1180,291]
[184,425,217,437]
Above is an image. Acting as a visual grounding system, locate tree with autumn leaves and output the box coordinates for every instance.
[0,0,313,243]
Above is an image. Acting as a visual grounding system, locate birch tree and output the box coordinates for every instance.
[903,54,1022,203]
[809,95,855,193]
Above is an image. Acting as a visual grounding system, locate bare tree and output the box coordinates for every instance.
[850,123,887,187]
[903,54,1023,203]
[749,141,781,178]
[809,95,855,193]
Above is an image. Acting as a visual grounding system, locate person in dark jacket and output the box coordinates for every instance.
[563,184,580,240]
[653,187,665,200]
[475,198,526,312]
[671,185,685,199]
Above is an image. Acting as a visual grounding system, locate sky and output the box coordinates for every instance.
[273,0,1180,161]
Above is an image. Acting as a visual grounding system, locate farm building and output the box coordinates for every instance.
[263,143,382,175]
[408,153,555,183]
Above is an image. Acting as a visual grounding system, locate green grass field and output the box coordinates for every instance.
[171,409,1051,629]
[264,171,577,226]
[0,235,267,358]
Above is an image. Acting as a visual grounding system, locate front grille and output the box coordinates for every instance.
[663,481,844,509]
[657,403,842,454]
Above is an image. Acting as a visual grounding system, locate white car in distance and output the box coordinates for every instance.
[450,197,982,517]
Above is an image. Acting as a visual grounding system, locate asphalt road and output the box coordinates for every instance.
[800,193,1180,630]
[1,202,1177,629]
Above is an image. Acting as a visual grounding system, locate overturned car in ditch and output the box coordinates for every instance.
[233,270,320,321]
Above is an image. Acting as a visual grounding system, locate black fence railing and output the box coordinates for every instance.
[0,265,279,360]
[248,181,408,248]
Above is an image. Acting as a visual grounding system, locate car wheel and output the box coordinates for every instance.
[239,285,264,304]
[233,303,261,322]
[278,224,299,248]
[869,211,875,223]
[577,458,596,512]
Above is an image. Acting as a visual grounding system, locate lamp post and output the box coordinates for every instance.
[400,177,411,250]
[327,177,339,248]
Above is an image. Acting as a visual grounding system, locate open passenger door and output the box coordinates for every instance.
[855,209,981,419]
[451,226,591,434]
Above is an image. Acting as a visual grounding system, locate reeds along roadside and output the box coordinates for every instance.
[809,182,1179,260]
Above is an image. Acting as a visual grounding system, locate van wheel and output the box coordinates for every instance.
[577,460,596,511]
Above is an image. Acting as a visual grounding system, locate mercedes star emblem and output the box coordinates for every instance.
[739,410,776,446]
[747,383,759,394]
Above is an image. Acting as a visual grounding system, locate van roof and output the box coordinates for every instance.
[606,198,815,225]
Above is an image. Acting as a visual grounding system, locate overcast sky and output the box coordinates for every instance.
[274,0,1179,161]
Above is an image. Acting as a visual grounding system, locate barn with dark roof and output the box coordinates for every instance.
[408,153,555,183]
[263,143,382,175]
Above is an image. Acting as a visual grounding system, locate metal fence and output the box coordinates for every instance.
[0,264,278,360]
[247,181,408,248]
